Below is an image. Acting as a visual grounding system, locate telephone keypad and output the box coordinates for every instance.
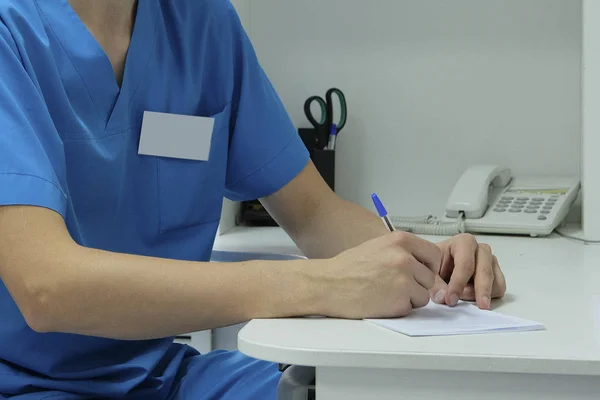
[495,195,560,216]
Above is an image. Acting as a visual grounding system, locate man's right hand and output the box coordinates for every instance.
[314,231,442,320]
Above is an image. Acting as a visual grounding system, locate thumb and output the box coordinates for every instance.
[430,275,449,304]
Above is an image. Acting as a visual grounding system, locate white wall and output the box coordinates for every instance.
[244,0,582,218]
[582,0,600,239]
[230,0,250,29]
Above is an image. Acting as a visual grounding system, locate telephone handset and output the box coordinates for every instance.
[391,165,581,237]
[445,165,513,219]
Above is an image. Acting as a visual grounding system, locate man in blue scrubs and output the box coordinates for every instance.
[0,0,507,398]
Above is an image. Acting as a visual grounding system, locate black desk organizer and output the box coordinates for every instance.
[240,128,335,226]
[298,128,335,191]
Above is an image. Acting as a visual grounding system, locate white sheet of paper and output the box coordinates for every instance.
[138,111,215,161]
[366,301,545,337]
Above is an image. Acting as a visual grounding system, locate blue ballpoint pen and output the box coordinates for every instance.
[371,193,396,232]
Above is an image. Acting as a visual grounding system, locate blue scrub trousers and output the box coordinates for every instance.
[169,350,281,400]
[8,350,281,400]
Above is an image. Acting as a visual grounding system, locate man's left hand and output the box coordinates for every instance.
[431,234,507,310]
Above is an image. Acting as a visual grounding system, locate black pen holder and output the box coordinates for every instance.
[298,128,335,192]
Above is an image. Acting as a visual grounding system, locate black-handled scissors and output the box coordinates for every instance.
[303,88,347,150]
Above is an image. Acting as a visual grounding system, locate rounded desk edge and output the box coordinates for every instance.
[238,319,600,376]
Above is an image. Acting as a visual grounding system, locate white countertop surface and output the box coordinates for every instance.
[216,226,600,375]
[214,225,304,256]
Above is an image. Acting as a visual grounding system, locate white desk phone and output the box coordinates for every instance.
[391,165,581,237]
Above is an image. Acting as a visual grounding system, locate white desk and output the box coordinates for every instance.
[232,226,600,400]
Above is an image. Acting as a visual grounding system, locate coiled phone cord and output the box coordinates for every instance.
[390,213,466,236]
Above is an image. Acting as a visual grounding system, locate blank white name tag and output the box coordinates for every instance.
[138,111,215,161]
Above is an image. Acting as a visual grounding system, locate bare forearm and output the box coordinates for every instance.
[291,197,389,259]
[10,244,320,340]
[260,162,390,259]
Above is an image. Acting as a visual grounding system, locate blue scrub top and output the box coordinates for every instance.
[0,0,309,397]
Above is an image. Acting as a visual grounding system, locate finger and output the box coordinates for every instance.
[403,255,436,291]
[430,275,449,304]
[389,231,442,275]
[491,255,507,298]
[460,272,506,305]
[410,278,431,309]
[462,256,506,301]
[438,250,454,283]
[461,284,476,301]
[474,244,495,310]
[446,236,478,306]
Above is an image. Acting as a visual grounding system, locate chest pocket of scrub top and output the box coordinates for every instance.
[157,104,231,233]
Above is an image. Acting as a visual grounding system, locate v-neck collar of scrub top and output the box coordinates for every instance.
[34,0,158,131]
